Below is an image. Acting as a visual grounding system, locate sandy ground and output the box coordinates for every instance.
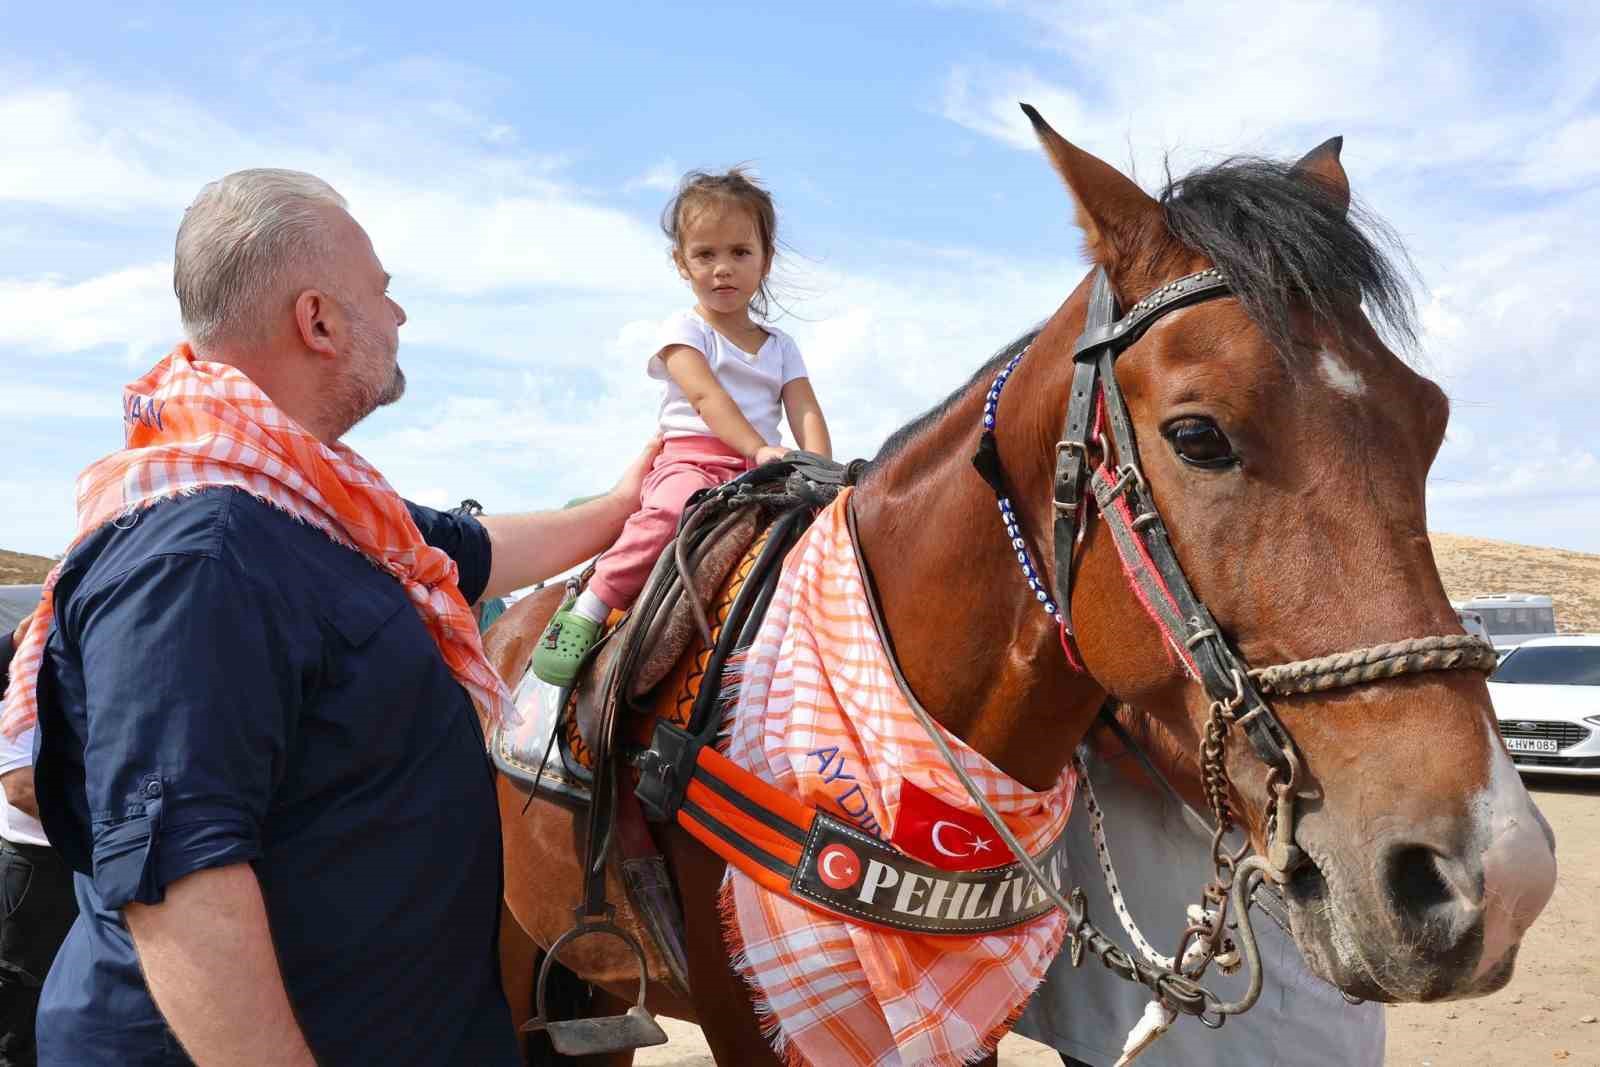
[1384,776,1600,1067]
[636,776,1599,1066]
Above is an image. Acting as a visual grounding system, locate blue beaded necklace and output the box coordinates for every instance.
[975,346,1085,668]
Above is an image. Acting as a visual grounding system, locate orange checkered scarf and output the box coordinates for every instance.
[1,345,513,741]
[720,489,1077,1067]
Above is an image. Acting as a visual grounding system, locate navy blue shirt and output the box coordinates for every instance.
[31,488,519,1066]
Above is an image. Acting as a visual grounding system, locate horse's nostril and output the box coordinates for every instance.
[1386,845,1459,922]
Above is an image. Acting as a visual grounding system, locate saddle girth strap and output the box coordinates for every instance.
[658,738,1074,936]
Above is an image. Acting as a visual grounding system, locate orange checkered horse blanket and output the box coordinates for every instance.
[719,488,1077,1067]
[2,345,513,741]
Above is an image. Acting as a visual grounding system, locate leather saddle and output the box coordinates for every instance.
[489,453,859,1018]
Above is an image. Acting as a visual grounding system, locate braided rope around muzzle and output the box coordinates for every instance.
[1249,635,1500,697]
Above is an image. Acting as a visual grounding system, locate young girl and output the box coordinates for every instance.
[533,169,832,685]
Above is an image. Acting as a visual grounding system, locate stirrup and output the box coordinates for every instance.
[522,914,669,1056]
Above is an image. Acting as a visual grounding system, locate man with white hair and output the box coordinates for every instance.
[1,169,657,1066]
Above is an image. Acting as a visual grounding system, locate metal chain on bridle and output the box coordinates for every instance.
[942,265,1499,1055]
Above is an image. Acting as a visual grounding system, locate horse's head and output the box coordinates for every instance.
[1022,108,1555,1002]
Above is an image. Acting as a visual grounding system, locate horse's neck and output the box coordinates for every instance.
[851,359,1104,792]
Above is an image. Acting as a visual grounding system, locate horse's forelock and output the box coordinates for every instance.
[1155,156,1419,361]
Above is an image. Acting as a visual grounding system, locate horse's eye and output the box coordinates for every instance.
[1164,417,1237,468]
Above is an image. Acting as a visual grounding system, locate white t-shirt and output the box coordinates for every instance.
[0,723,48,847]
[648,309,810,446]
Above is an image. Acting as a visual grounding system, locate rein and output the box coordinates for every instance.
[856,265,1498,1042]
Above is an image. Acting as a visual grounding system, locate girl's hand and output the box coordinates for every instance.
[753,445,790,466]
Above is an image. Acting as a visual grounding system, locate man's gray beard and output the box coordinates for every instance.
[327,313,404,439]
[377,364,406,407]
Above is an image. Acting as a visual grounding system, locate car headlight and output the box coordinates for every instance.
[1586,713,1600,727]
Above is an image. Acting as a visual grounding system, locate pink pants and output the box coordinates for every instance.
[588,436,753,610]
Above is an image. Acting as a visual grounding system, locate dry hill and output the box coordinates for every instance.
[0,549,54,585]
[2,534,1595,631]
[1431,532,1600,634]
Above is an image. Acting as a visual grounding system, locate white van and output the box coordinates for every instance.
[1453,593,1557,652]
[1455,607,1491,644]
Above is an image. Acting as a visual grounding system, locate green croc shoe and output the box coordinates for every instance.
[531,606,603,687]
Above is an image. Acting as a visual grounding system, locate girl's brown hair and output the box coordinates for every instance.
[662,167,779,319]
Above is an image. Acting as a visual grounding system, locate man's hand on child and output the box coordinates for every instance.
[754,445,790,466]
[610,435,664,509]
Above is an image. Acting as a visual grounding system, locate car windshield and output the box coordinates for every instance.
[1490,646,1600,685]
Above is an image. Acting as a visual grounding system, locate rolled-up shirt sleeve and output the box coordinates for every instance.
[66,553,297,909]
[405,502,492,605]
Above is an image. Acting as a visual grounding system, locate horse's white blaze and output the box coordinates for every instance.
[1316,349,1366,397]
[1472,739,1556,979]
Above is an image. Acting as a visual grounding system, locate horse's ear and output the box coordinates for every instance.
[1020,103,1162,272]
[1291,136,1350,215]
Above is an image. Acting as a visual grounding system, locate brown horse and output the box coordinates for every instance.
[487,110,1557,1065]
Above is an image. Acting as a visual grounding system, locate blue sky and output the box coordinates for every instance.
[3,0,1599,560]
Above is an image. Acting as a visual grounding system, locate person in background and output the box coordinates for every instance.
[532,168,831,685]
[0,168,659,1067]
[475,595,507,633]
[1,607,76,1067]
[1014,722,1385,1066]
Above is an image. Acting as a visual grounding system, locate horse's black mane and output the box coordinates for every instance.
[1159,155,1417,357]
[869,153,1417,468]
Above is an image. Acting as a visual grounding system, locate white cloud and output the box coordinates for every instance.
[1429,446,1600,554]
[940,0,1600,553]
[0,264,177,361]
[0,87,249,214]
[940,1,1597,189]
[626,159,681,193]
[0,79,674,305]
[1515,116,1600,192]
[0,383,112,419]
[5,16,1597,558]
[349,243,1078,527]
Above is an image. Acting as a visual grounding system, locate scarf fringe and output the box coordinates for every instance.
[713,647,751,746]
[718,859,1068,1067]
[718,875,810,1067]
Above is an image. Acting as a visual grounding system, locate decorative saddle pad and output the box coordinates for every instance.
[491,667,595,805]
[718,489,1078,1067]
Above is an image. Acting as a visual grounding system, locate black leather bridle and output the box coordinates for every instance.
[1053,267,1307,867]
[955,264,1499,1023]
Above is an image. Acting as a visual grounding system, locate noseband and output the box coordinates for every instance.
[949,265,1499,1027]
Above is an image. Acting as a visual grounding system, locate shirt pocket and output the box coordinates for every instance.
[319,580,410,684]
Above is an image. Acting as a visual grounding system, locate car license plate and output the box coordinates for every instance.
[1505,737,1558,754]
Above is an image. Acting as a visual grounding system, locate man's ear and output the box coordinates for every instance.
[294,289,340,357]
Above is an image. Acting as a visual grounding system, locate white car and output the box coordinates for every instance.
[1488,634,1600,777]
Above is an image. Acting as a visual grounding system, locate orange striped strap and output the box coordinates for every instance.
[676,745,1072,936]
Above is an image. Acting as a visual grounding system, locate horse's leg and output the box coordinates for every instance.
[665,827,786,1067]
[500,901,539,1040]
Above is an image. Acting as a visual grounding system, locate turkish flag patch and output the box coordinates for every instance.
[890,779,1016,871]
